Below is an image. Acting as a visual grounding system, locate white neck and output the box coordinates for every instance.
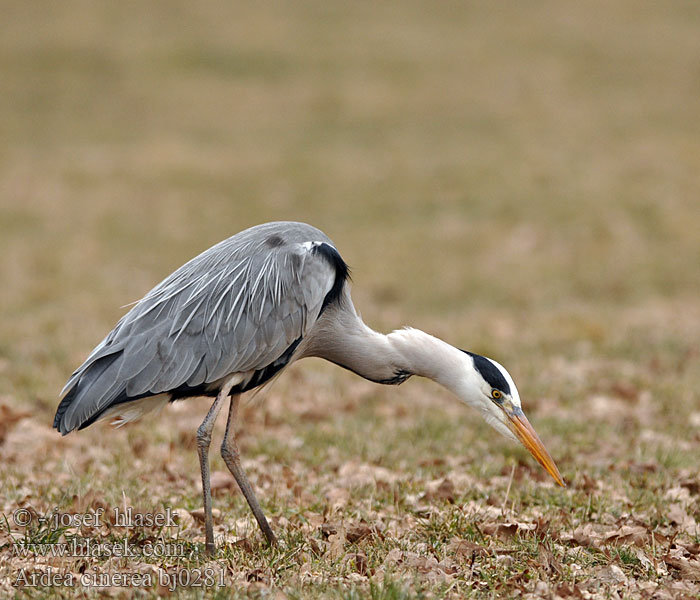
[302,302,478,400]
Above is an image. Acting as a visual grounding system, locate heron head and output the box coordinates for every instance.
[461,351,565,487]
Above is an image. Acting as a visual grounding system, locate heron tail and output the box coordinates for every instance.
[53,352,125,435]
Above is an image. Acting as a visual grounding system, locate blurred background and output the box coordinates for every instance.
[1,0,699,513]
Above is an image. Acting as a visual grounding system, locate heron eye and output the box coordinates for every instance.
[491,389,502,400]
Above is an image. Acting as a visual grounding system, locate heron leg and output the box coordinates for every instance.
[221,394,277,546]
[196,379,235,555]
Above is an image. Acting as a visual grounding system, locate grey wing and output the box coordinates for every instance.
[55,230,343,434]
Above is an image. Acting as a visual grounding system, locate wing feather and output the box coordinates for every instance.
[55,222,344,434]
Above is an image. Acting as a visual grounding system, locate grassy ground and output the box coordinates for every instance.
[1,1,700,598]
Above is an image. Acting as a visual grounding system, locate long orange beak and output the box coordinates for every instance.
[505,409,565,487]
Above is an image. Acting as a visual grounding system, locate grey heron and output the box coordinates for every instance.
[54,221,564,553]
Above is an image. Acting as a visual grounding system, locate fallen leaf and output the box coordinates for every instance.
[665,486,691,501]
[424,478,456,503]
[349,552,368,576]
[680,478,700,495]
[327,526,347,560]
[337,461,401,487]
[403,552,440,574]
[171,508,195,532]
[593,564,628,585]
[668,503,697,536]
[232,537,254,553]
[210,471,236,494]
[321,522,338,538]
[664,555,700,581]
[307,537,324,557]
[604,525,648,547]
[631,546,653,570]
[246,568,268,583]
[346,523,373,543]
[576,473,600,492]
[679,542,700,556]
[383,548,403,566]
[189,507,221,522]
[536,545,563,574]
[448,537,488,559]
[562,523,608,549]
[0,402,31,444]
[325,487,350,514]
[482,521,536,540]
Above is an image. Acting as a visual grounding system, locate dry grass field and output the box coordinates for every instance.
[1,1,700,598]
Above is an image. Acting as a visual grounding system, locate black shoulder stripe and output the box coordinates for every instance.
[462,350,511,395]
[236,336,303,393]
[311,242,350,314]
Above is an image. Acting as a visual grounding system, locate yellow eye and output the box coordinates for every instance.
[492,389,502,400]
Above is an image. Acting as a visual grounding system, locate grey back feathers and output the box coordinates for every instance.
[55,222,350,434]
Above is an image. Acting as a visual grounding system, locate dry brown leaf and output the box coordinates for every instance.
[0,402,31,444]
[603,525,648,547]
[482,521,536,540]
[576,473,600,492]
[349,552,368,576]
[554,583,583,598]
[536,545,563,574]
[189,507,221,522]
[232,537,254,553]
[680,478,700,495]
[482,522,518,540]
[679,542,700,556]
[665,486,691,502]
[403,552,440,574]
[419,458,445,468]
[308,537,324,557]
[534,517,552,539]
[325,487,350,514]
[346,522,373,543]
[336,461,401,487]
[668,503,697,536]
[631,546,653,570]
[321,522,338,538]
[609,381,640,402]
[664,555,700,581]
[327,526,346,560]
[68,489,111,514]
[398,553,459,578]
[210,470,236,494]
[304,512,324,529]
[412,505,433,518]
[246,568,269,583]
[298,408,330,423]
[383,548,403,567]
[562,523,608,549]
[424,478,456,503]
[448,537,488,559]
[668,581,700,597]
[593,564,628,585]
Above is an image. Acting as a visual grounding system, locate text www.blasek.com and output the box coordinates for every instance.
[13,538,186,559]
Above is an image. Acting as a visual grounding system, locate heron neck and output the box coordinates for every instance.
[384,327,469,392]
[308,305,469,392]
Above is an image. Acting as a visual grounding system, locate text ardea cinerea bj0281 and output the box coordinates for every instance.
[54,221,564,553]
